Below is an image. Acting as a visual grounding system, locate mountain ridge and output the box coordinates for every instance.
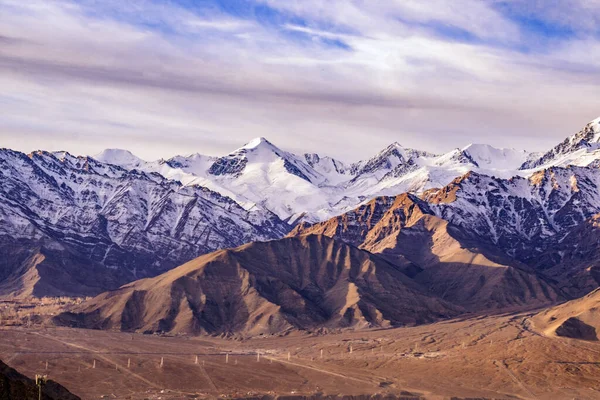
[87,117,600,223]
[3,116,600,301]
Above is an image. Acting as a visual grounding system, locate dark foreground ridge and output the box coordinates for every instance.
[0,358,80,400]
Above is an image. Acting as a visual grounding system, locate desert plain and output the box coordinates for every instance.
[2,310,600,400]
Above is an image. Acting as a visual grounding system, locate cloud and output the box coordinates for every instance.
[0,0,599,161]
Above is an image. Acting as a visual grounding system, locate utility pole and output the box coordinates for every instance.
[36,375,47,400]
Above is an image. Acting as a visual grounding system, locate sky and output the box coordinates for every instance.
[1,0,600,162]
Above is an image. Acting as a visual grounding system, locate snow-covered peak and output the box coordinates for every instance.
[521,116,600,170]
[350,142,430,177]
[461,143,530,170]
[376,142,436,159]
[239,137,275,151]
[94,149,146,169]
[52,151,70,160]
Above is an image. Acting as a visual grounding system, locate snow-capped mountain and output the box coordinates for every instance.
[94,148,147,170]
[461,144,531,170]
[97,137,542,223]
[291,163,600,298]
[0,148,289,297]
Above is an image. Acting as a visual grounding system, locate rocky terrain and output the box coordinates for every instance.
[3,116,600,311]
[423,167,600,265]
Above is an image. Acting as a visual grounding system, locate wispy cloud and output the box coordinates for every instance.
[0,0,599,160]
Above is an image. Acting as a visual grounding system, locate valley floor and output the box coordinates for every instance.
[1,312,599,400]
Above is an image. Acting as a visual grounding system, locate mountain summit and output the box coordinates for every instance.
[521,117,600,169]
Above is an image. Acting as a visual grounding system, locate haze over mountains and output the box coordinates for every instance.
[4,117,600,335]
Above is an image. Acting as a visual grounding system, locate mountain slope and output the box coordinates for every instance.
[532,288,600,341]
[0,236,127,298]
[461,143,530,170]
[93,148,146,170]
[532,213,600,298]
[290,194,561,311]
[0,149,289,298]
[55,235,460,336]
[423,167,600,263]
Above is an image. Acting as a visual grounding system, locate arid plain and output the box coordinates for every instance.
[2,310,600,400]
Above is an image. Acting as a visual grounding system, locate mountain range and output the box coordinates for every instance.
[92,117,600,224]
[4,116,600,335]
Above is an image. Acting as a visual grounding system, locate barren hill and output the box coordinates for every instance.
[56,235,460,336]
[532,288,600,341]
[290,194,562,311]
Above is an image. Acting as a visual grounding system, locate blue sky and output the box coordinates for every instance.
[1,0,600,160]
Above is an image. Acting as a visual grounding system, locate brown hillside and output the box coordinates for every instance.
[56,235,460,336]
